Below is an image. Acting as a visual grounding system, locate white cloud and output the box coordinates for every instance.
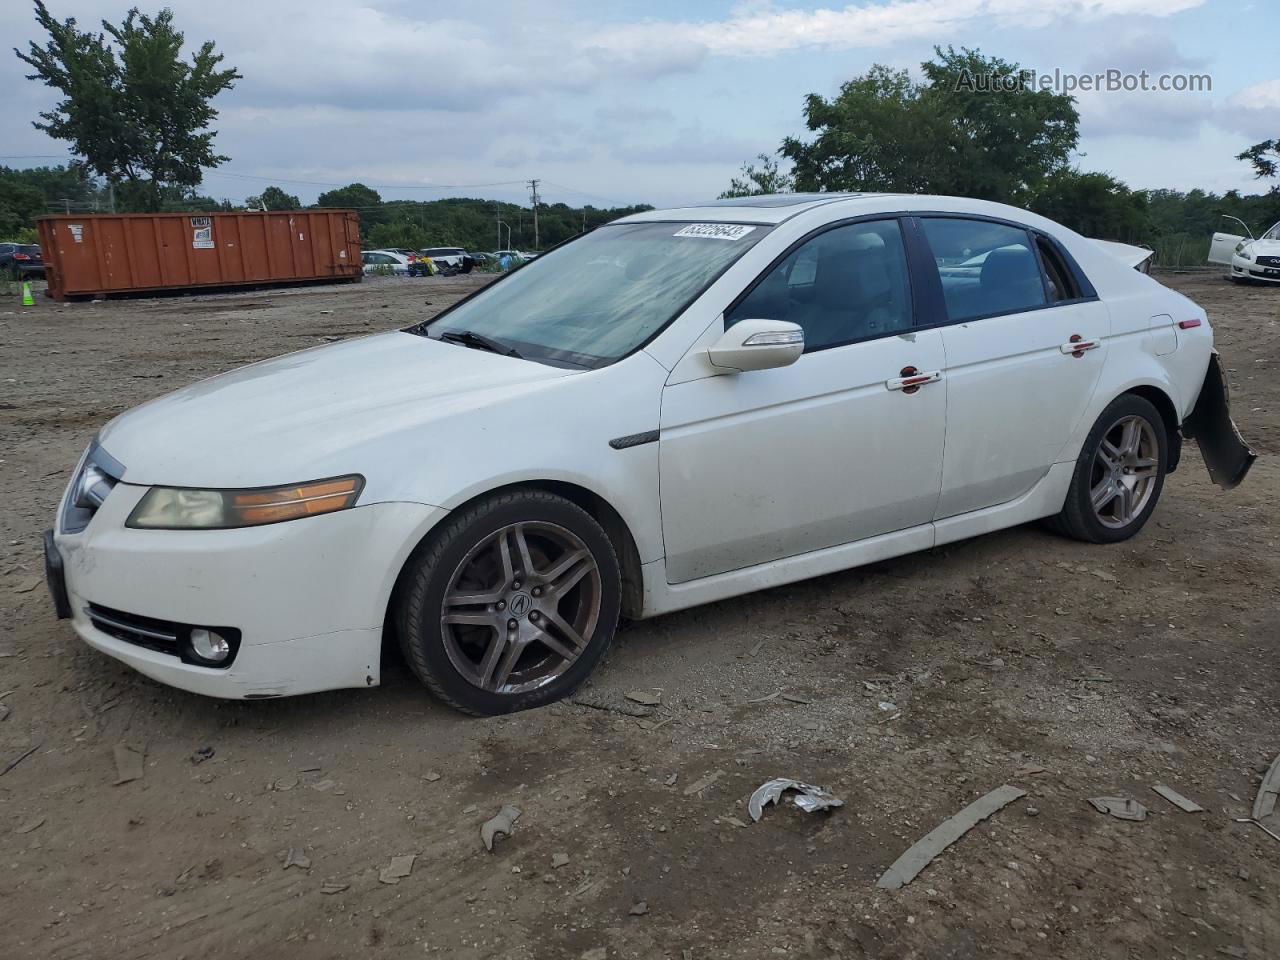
[587,0,1207,59]
[1212,78,1280,141]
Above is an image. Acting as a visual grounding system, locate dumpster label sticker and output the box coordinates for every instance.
[192,225,214,249]
[67,224,84,243]
[190,217,211,228]
[672,223,757,241]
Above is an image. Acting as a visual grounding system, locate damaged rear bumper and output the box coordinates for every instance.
[1182,351,1256,489]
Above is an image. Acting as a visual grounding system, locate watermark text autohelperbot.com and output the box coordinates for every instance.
[955,68,1212,94]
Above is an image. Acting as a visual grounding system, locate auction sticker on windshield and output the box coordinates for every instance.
[673,223,758,241]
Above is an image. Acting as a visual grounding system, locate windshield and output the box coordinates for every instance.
[418,221,770,367]
[1264,222,1280,241]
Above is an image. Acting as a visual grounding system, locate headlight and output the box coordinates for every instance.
[127,475,364,529]
[1237,243,1253,261]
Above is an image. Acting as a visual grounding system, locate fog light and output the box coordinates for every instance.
[190,628,231,663]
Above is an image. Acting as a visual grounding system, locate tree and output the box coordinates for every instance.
[15,1,240,211]
[1030,170,1149,241]
[783,64,947,195]
[1238,139,1279,180]
[315,183,385,238]
[782,47,1079,204]
[720,154,794,198]
[0,177,46,239]
[245,185,300,210]
[316,182,382,210]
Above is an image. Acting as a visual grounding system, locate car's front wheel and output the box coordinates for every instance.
[1049,394,1168,544]
[395,489,621,715]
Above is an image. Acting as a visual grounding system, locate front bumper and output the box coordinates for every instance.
[1232,256,1280,282]
[49,480,446,699]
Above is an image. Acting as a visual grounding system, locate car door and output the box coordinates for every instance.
[658,218,947,584]
[917,217,1109,519]
[1207,231,1244,266]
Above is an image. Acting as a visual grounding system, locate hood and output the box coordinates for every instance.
[1244,238,1280,257]
[99,332,575,488]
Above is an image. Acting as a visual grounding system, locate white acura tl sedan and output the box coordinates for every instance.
[45,194,1255,715]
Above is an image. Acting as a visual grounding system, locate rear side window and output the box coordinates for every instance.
[727,219,913,352]
[1034,235,1080,303]
[920,218,1046,321]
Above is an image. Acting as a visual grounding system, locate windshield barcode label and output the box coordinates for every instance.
[673,223,757,241]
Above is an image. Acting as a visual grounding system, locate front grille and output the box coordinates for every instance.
[1255,255,1280,268]
[86,604,181,655]
[84,603,242,667]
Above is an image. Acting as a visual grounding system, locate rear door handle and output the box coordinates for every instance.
[1061,334,1101,356]
[886,367,942,393]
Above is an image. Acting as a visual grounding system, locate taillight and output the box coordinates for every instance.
[1178,319,1202,330]
[14,253,30,260]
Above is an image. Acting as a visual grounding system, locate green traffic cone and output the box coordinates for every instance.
[21,282,35,306]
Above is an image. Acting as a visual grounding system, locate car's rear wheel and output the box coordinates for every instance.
[395,489,621,715]
[1049,394,1168,544]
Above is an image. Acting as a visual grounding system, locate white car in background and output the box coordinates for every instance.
[1208,218,1280,284]
[361,249,413,275]
[46,193,1254,715]
[420,247,468,272]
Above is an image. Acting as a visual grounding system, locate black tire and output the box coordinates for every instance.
[395,489,621,716]
[1048,393,1168,544]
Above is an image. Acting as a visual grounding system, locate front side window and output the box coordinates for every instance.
[923,218,1047,321]
[420,221,771,368]
[726,219,913,352]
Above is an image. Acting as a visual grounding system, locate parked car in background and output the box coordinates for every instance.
[361,249,413,275]
[468,252,493,268]
[46,194,1254,715]
[420,247,468,273]
[1208,218,1280,284]
[1,242,44,279]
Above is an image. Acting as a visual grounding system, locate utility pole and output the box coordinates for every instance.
[527,179,540,252]
[494,200,500,250]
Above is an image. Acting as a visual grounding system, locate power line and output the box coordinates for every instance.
[200,170,529,191]
[541,180,633,207]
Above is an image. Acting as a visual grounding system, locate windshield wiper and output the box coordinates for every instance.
[435,329,523,359]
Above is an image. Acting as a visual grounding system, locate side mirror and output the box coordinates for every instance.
[707,319,804,374]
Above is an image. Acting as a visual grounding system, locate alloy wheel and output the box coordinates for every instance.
[439,521,602,695]
[1089,414,1159,529]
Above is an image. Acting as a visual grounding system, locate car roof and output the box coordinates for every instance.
[614,193,895,225]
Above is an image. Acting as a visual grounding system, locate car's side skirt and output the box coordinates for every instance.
[637,461,1075,619]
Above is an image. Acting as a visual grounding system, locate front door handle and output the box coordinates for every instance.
[1061,334,1101,357]
[886,366,942,394]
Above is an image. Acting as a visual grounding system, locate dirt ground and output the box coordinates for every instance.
[1,269,1278,960]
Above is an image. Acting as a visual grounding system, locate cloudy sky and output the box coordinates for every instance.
[2,0,1277,210]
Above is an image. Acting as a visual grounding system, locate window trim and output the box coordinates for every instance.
[1030,232,1081,304]
[909,213,1101,328]
[721,214,919,355]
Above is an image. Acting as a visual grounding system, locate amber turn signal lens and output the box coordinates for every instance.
[230,477,362,525]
